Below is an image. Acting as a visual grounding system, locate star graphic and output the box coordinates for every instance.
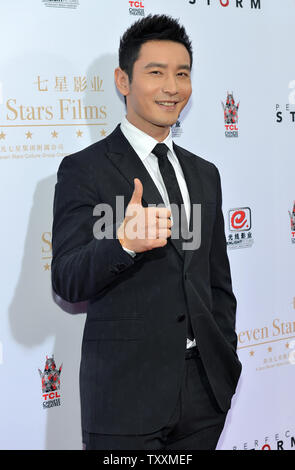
[76,129,83,137]
[268,347,272,352]
[25,131,33,139]
[51,130,58,138]
[0,131,6,140]
[250,350,255,356]
[44,263,50,271]
[100,129,106,137]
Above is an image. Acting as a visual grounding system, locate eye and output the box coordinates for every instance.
[150,70,162,75]
[177,72,189,77]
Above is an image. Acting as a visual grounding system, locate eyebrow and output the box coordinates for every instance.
[144,62,191,71]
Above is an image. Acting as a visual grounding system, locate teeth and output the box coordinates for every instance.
[158,102,176,106]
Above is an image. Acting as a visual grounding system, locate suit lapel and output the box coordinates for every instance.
[106,124,165,208]
[105,125,203,265]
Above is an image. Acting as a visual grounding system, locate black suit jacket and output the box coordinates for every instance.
[51,124,242,435]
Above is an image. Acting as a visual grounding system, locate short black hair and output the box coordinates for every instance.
[119,14,193,83]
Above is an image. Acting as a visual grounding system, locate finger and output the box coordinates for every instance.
[129,178,143,206]
[150,207,171,219]
[157,228,172,239]
[157,217,173,229]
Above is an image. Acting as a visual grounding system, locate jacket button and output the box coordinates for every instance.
[116,263,125,270]
[177,313,185,322]
[111,263,125,274]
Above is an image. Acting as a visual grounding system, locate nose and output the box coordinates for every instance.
[162,73,178,95]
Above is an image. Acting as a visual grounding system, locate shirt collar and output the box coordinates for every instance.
[120,115,174,162]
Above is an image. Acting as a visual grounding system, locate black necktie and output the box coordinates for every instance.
[152,143,189,248]
[152,143,194,340]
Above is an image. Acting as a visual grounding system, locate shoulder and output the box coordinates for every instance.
[57,137,107,173]
[56,125,121,178]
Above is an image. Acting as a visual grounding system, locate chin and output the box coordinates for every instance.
[153,117,178,128]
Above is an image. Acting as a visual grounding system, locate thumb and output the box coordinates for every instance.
[129,178,143,205]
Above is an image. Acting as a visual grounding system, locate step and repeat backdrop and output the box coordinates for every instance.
[0,0,294,450]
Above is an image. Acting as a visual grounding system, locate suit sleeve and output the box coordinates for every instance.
[209,165,238,352]
[51,155,141,303]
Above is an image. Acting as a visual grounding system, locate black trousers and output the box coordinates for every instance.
[82,347,227,450]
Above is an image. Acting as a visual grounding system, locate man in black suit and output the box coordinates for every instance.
[51,14,241,450]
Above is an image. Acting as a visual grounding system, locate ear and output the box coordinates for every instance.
[114,67,130,98]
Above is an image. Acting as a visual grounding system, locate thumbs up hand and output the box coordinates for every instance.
[129,177,144,206]
[117,178,172,253]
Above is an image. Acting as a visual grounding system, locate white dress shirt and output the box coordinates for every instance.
[119,116,196,349]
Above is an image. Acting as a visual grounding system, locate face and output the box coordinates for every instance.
[115,40,192,140]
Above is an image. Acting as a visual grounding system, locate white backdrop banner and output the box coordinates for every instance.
[0,0,294,450]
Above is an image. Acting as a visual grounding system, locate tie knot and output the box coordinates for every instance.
[152,143,169,159]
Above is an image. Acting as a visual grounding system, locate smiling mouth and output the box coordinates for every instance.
[155,101,179,109]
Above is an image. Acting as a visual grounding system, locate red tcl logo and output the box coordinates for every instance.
[229,207,251,231]
[129,1,144,7]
